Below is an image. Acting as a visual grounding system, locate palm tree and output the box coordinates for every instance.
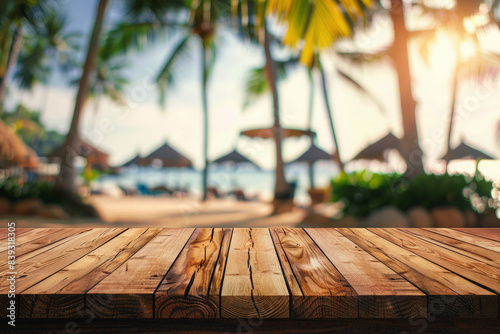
[389,0,422,177]
[417,1,500,164]
[54,0,110,196]
[13,38,49,96]
[11,10,80,117]
[108,0,230,201]
[0,0,53,110]
[233,0,373,208]
[35,10,81,114]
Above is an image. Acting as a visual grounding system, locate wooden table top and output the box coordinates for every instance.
[1,227,499,320]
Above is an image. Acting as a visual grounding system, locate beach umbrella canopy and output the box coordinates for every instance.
[240,127,315,139]
[288,143,331,165]
[288,143,332,189]
[48,139,109,170]
[212,149,259,169]
[440,142,494,161]
[0,120,38,168]
[351,132,401,162]
[120,154,143,167]
[142,142,192,168]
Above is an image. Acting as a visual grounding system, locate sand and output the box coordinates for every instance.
[11,195,307,228]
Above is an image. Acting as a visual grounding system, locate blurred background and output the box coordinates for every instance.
[1,0,499,228]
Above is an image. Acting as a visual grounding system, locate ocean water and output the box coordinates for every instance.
[98,161,341,205]
[96,160,500,205]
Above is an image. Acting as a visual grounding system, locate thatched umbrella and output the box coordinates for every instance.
[141,142,193,168]
[440,141,494,161]
[351,132,401,162]
[241,127,315,139]
[211,149,260,190]
[48,139,109,171]
[0,120,38,168]
[120,153,144,167]
[288,143,331,188]
[212,149,259,169]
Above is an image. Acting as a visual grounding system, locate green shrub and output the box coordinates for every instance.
[0,177,100,217]
[331,170,499,218]
[0,177,59,204]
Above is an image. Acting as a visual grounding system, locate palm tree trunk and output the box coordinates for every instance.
[54,0,109,196]
[264,22,288,200]
[318,55,344,171]
[444,43,461,168]
[0,27,23,111]
[307,68,315,188]
[201,43,210,201]
[390,0,423,178]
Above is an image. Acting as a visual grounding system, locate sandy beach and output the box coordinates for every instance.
[11,196,308,228]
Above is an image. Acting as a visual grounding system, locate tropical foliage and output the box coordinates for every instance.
[331,166,499,217]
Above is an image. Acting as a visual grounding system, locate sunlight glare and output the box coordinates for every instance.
[459,38,478,59]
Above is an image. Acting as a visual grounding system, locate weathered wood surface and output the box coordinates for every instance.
[0,228,498,320]
[271,228,357,318]
[221,228,289,318]
[306,228,426,318]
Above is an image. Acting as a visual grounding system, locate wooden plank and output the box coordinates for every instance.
[271,228,357,319]
[0,228,62,252]
[269,228,303,298]
[338,228,497,318]
[0,228,34,240]
[306,228,426,318]
[0,228,91,258]
[86,228,194,318]
[0,228,125,319]
[221,228,289,318]
[455,228,500,243]
[155,228,231,318]
[426,228,500,253]
[401,228,500,268]
[371,228,500,294]
[20,228,162,318]
[0,228,125,293]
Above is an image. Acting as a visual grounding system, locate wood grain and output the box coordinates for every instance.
[370,228,500,293]
[0,228,34,240]
[20,228,162,318]
[86,228,194,318]
[0,228,62,252]
[221,228,289,318]
[454,228,500,243]
[272,228,357,319]
[155,228,231,318]
[0,228,91,259]
[426,228,500,253]
[306,228,426,318]
[338,228,497,318]
[0,228,125,293]
[400,228,500,268]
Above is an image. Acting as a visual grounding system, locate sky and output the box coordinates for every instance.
[4,0,500,173]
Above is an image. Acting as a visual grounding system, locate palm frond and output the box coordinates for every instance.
[242,57,297,109]
[336,68,386,115]
[156,34,193,106]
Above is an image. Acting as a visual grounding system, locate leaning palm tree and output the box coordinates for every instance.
[54,0,110,196]
[107,0,230,201]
